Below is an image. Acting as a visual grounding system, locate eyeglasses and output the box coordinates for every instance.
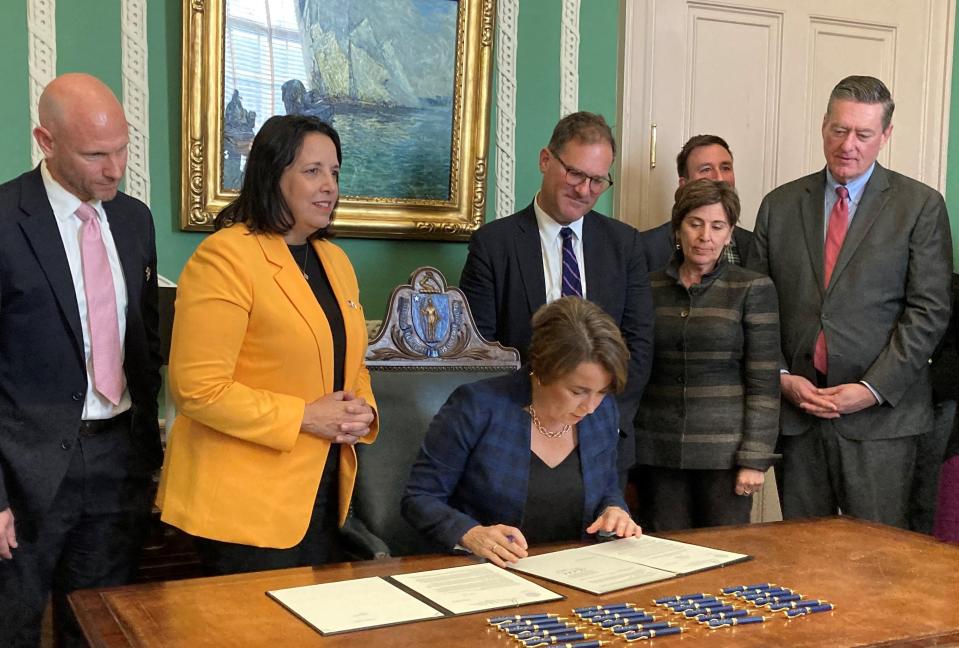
[550,151,614,193]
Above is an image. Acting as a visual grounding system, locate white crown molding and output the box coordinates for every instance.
[28,0,56,166]
[494,0,519,218]
[121,0,151,205]
[560,0,580,117]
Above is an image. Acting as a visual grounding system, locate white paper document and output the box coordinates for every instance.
[509,547,676,595]
[585,534,748,574]
[390,562,563,615]
[267,576,444,635]
[510,535,749,594]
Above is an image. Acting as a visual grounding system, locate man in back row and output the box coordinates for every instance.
[460,111,654,480]
[748,75,953,527]
[642,134,753,272]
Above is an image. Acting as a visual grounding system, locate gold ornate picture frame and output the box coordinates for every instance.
[181,0,495,240]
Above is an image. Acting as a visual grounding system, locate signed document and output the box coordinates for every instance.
[510,535,750,594]
[391,563,563,615]
[267,576,444,635]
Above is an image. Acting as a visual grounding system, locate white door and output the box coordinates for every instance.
[617,0,954,232]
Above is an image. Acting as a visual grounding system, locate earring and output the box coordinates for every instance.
[675,242,681,250]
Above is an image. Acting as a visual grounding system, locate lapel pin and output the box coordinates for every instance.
[145,266,151,282]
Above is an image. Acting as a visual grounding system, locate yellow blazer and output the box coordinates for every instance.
[157,224,378,548]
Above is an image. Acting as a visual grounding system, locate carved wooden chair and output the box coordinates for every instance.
[341,267,520,558]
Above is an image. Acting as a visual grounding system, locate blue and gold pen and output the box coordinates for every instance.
[548,641,608,648]
[501,620,570,631]
[523,633,595,646]
[768,599,825,611]
[512,627,581,641]
[489,613,559,624]
[741,587,793,600]
[784,603,834,617]
[599,616,657,629]
[654,592,709,605]
[721,583,775,594]
[622,626,683,642]
[696,609,749,623]
[753,593,802,606]
[573,603,635,615]
[610,621,673,634]
[499,619,569,634]
[507,623,579,637]
[686,604,734,617]
[707,615,769,629]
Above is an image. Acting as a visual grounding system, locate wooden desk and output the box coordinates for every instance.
[71,517,959,647]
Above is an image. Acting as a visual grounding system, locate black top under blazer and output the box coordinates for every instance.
[459,203,655,471]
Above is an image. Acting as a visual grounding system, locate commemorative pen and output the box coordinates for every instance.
[501,620,571,632]
[721,583,776,594]
[593,611,655,624]
[685,604,734,617]
[489,613,559,624]
[741,588,794,601]
[654,592,710,605]
[598,616,657,629]
[768,599,826,611]
[707,615,769,628]
[573,603,635,615]
[547,642,608,648]
[505,623,579,637]
[522,633,595,646]
[622,626,684,642]
[696,609,749,623]
[752,593,802,606]
[784,603,835,617]
[610,621,673,634]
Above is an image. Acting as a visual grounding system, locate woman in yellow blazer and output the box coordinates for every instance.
[157,115,377,575]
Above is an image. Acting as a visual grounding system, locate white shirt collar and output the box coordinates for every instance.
[533,192,585,241]
[40,160,105,223]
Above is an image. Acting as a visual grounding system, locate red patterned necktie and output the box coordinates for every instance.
[813,186,850,375]
[75,203,124,405]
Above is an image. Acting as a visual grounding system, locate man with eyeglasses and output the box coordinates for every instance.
[641,134,753,272]
[460,111,654,483]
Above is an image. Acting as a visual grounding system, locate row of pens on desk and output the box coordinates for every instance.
[485,583,835,645]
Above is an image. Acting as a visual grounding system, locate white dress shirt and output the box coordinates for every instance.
[533,193,587,303]
[41,162,131,420]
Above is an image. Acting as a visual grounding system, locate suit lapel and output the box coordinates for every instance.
[514,206,547,316]
[827,165,889,291]
[103,201,141,313]
[582,212,609,308]
[17,170,85,359]
[799,172,827,295]
[257,234,333,392]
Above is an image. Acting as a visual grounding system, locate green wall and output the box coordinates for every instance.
[1,0,955,320]
[141,1,621,318]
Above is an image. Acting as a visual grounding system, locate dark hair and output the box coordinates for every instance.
[670,179,740,242]
[676,134,733,179]
[547,111,616,158]
[528,297,629,394]
[827,75,895,131]
[215,115,342,237]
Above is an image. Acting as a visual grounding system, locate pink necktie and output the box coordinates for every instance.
[75,204,124,405]
[813,186,850,375]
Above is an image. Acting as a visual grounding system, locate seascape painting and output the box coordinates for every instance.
[222,0,458,201]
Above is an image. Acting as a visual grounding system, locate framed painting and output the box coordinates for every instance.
[181,0,495,239]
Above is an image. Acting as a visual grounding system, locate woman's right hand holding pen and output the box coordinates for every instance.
[461,524,528,567]
[302,391,375,444]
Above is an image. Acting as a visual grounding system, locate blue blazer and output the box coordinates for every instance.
[401,368,627,551]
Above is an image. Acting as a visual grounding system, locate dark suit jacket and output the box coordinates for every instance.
[748,164,953,441]
[641,220,754,272]
[401,368,627,550]
[0,167,162,519]
[459,204,654,470]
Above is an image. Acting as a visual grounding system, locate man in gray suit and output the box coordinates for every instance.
[748,76,952,528]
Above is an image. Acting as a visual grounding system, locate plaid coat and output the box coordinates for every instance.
[402,368,627,551]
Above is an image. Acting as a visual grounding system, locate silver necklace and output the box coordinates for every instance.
[527,404,570,439]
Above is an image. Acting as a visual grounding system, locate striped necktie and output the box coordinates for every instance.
[560,227,583,297]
